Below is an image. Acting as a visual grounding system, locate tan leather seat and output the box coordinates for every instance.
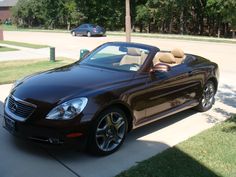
[153,52,163,65]
[120,48,142,66]
[159,53,176,66]
[153,48,185,66]
[171,48,185,64]
[153,52,176,66]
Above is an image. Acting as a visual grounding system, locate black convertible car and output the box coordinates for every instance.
[3,42,219,155]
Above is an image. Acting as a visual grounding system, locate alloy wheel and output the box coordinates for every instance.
[95,112,126,152]
[87,32,91,37]
[201,82,215,108]
[72,31,76,36]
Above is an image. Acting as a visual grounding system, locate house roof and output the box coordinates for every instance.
[0,0,17,7]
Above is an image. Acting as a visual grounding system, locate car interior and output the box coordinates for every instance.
[153,48,186,67]
[119,48,148,66]
[83,46,187,72]
[119,47,186,68]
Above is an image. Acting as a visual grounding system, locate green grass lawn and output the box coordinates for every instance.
[0,40,49,49]
[0,58,74,85]
[0,46,18,52]
[107,32,236,44]
[117,116,236,177]
[0,24,67,33]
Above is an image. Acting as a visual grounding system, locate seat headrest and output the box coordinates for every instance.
[171,48,184,58]
[159,53,176,64]
[127,48,141,56]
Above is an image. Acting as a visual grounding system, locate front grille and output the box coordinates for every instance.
[7,96,36,119]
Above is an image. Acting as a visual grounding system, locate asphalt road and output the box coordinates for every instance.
[0,32,236,177]
[3,31,236,73]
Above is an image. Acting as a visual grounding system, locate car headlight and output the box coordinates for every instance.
[46,97,88,120]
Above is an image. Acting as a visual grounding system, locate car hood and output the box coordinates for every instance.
[11,64,134,104]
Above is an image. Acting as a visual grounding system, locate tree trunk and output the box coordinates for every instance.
[212,18,215,36]
[169,18,172,33]
[200,14,204,35]
[217,28,220,38]
[226,23,229,37]
[217,15,221,38]
[139,24,143,33]
[67,21,71,31]
[148,23,151,33]
[180,11,184,34]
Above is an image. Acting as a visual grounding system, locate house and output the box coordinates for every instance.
[0,0,17,22]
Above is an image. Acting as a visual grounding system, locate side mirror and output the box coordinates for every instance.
[80,49,90,59]
[150,63,171,73]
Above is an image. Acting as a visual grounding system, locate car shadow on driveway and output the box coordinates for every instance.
[39,109,200,177]
[0,99,221,177]
[216,84,236,108]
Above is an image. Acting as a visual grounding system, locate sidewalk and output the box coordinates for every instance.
[0,42,51,61]
[0,43,78,61]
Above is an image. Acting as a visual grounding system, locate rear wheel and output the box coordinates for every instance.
[195,81,215,112]
[88,107,128,156]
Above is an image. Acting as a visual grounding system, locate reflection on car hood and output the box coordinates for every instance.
[11,64,133,104]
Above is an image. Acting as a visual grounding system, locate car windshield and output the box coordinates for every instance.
[89,24,97,28]
[80,44,150,72]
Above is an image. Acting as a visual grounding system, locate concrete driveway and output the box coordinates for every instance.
[0,32,236,177]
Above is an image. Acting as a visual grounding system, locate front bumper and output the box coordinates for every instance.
[3,113,90,149]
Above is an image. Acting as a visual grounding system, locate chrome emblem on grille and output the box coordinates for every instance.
[10,103,18,113]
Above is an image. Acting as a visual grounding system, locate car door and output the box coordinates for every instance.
[134,63,200,126]
[77,24,86,35]
[82,24,89,35]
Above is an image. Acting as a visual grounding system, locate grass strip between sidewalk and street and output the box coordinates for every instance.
[107,32,236,44]
[0,58,74,85]
[1,24,68,33]
[0,46,18,52]
[0,40,49,49]
[117,116,236,177]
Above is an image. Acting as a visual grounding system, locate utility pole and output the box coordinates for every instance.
[125,0,131,42]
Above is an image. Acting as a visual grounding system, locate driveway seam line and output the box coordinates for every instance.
[41,147,81,177]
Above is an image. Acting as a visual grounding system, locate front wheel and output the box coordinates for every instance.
[195,81,216,112]
[71,31,76,36]
[87,31,91,37]
[88,107,128,156]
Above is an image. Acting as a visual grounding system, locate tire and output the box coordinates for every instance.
[87,31,91,37]
[88,107,128,156]
[195,81,216,112]
[72,31,76,36]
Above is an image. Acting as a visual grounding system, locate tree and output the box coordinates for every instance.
[11,0,236,38]
[63,0,86,30]
[135,4,152,32]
